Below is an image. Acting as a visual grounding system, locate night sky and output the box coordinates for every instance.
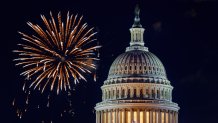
[1,0,218,123]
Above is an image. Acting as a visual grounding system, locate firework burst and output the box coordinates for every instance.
[13,12,101,94]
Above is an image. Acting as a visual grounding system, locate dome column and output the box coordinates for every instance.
[137,109,140,123]
[98,111,99,123]
[96,111,100,123]
[110,110,112,123]
[106,110,108,123]
[149,110,152,123]
[172,112,175,123]
[123,109,126,123]
[176,112,178,123]
[101,111,104,123]
[114,109,116,123]
[168,111,171,123]
[154,110,156,123]
[117,109,120,123]
[118,109,122,123]
[171,111,173,123]
[115,109,118,123]
[144,109,147,123]
[96,111,97,123]
[158,110,161,123]
[173,112,177,123]
[131,109,133,123]
[164,111,166,123]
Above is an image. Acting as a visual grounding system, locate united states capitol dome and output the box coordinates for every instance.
[107,50,167,79]
[104,8,169,85]
[95,6,179,123]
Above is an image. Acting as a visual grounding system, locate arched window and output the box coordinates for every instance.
[162,89,164,99]
[127,89,131,98]
[122,89,125,98]
[157,89,160,99]
[152,89,155,98]
[108,91,110,99]
[125,66,127,70]
[117,89,119,98]
[165,91,168,100]
[104,91,107,99]
[140,89,143,98]
[133,89,137,98]
[146,89,149,98]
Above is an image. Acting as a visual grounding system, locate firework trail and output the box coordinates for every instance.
[13,11,101,94]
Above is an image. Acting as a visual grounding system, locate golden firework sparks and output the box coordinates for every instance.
[14,12,101,94]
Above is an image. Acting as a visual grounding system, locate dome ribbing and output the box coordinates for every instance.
[108,50,167,80]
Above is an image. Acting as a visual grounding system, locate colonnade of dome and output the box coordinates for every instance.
[96,108,178,123]
[101,83,172,101]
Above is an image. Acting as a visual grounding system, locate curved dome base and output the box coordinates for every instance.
[95,102,179,123]
[95,100,179,111]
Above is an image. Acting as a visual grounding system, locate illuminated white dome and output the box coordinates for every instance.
[95,5,179,123]
[107,50,167,82]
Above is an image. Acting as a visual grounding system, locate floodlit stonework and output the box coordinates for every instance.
[95,6,179,123]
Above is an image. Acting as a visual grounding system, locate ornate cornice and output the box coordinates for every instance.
[95,100,179,111]
[101,83,173,90]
